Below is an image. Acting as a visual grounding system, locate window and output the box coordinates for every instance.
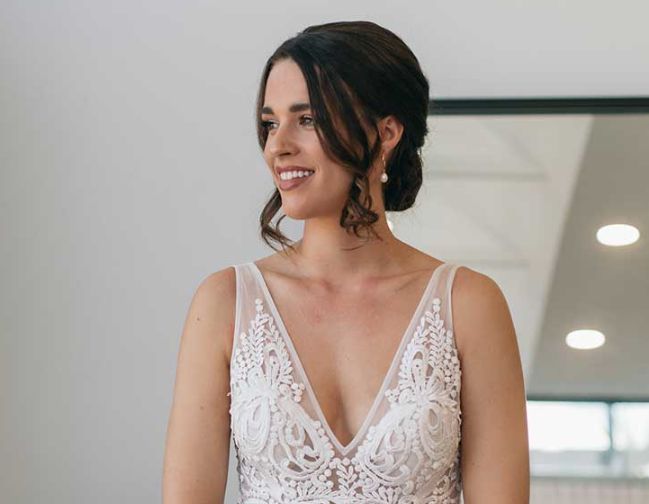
[527,399,649,479]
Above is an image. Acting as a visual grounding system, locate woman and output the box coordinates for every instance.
[163,21,530,503]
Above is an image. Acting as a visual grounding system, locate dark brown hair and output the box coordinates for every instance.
[256,21,430,253]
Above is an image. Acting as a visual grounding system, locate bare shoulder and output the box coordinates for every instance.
[451,264,506,303]
[162,265,237,502]
[196,265,237,316]
[450,265,514,357]
[449,265,530,500]
[190,266,237,365]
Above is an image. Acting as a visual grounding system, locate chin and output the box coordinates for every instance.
[281,206,313,221]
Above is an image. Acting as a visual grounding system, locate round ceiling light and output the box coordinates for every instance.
[565,329,606,350]
[596,223,640,246]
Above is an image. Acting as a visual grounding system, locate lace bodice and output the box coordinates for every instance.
[227,261,463,503]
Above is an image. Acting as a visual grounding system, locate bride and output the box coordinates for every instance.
[163,20,530,504]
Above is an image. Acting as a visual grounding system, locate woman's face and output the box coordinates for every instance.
[261,58,367,221]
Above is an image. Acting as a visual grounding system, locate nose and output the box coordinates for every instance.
[266,123,298,158]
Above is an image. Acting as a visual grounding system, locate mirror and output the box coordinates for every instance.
[390,97,649,495]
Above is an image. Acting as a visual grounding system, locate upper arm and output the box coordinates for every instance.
[162,266,236,504]
[452,267,530,503]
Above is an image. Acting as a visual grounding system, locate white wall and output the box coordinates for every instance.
[2,1,648,502]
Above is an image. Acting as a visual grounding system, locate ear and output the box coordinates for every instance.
[377,115,404,159]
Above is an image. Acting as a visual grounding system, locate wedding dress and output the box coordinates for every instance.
[227,261,463,503]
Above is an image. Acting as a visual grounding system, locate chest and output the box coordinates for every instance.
[235,264,452,447]
[276,287,426,442]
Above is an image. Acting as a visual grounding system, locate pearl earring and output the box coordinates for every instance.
[380,153,389,183]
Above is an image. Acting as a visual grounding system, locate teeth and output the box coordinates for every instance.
[280,170,314,180]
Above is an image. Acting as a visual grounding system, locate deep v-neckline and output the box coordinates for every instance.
[249,261,446,456]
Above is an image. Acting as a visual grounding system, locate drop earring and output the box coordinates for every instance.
[380,152,389,183]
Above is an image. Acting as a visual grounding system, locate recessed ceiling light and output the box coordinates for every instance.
[565,329,606,350]
[596,223,640,246]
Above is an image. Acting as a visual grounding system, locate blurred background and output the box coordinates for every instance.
[1,1,648,502]
[415,101,649,502]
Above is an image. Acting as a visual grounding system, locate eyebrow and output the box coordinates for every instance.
[261,102,311,115]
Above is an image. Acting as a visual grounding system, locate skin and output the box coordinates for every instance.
[162,58,530,503]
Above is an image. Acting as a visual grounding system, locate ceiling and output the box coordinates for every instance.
[526,113,649,400]
[389,109,648,400]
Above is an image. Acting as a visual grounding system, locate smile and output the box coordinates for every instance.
[279,170,315,180]
[278,170,315,191]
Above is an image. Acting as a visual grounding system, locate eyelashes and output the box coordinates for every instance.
[260,115,315,131]
[260,120,275,131]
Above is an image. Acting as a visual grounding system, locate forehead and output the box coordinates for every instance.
[263,59,309,111]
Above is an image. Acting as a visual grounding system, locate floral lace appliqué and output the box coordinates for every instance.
[229,296,462,503]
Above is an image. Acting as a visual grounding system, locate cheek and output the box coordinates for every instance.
[262,150,275,171]
[303,135,325,158]
[317,162,355,189]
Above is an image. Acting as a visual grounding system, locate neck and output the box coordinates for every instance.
[282,213,410,283]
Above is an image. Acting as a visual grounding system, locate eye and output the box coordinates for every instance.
[260,120,277,131]
[299,115,315,127]
[260,115,315,132]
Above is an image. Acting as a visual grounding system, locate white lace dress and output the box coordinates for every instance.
[227,261,463,503]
